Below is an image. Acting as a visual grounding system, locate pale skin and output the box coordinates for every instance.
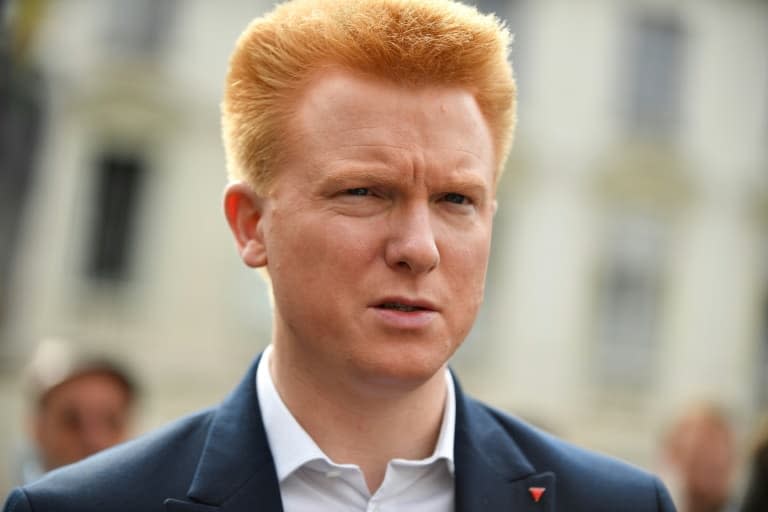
[225,69,497,492]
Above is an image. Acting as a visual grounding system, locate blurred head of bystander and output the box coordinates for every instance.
[22,338,138,479]
[661,402,737,512]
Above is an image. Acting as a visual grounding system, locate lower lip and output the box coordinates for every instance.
[370,307,438,330]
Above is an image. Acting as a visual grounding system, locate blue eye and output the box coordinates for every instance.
[444,193,469,205]
[346,188,369,196]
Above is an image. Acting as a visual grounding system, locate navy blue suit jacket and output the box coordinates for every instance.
[3,356,676,511]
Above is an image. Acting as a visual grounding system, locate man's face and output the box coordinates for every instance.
[229,69,496,389]
[33,372,133,470]
[675,417,735,506]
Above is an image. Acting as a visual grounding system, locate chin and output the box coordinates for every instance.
[350,344,455,392]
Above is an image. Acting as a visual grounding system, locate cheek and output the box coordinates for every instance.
[39,412,77,450]
[444,230,491,314]
[268,217,379,312]
[272,214,378,273]
[445,227,491,279]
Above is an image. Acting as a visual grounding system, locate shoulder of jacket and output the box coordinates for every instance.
[14,406,219,512]
[463,396,671,507]
[3,489,32,512]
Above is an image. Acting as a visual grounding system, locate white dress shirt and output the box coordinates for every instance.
[257,345,456,512]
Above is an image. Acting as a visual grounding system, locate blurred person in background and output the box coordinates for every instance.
[13,338,138,484]
[741,418,768,512]
[3,1,675,511]
[660,403,739,512]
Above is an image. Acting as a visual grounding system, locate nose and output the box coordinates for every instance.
[384,204,440,274]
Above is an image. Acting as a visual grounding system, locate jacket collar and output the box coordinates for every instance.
[453,376,556,511]
[165,356,556,512]
[165,354,283,511]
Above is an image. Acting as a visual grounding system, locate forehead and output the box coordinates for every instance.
[41,371,132,409]
[298,69,483,120]
[282,69,495,176]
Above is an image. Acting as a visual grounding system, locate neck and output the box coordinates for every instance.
[269,344,448,493]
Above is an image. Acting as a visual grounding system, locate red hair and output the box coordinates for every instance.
[222,0,516,192]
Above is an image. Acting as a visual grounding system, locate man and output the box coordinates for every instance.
[3,1,676,510]
[13,338,138,484]
[660,403,737,512]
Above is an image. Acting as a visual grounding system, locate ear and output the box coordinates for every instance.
[223,182,268,268]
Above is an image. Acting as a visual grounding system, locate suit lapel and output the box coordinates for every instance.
[164,359,558,512]
[164,355,284,512]
[163,499,219,512]
[453,377,557,512]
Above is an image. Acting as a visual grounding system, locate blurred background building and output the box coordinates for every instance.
[1,0,766,500]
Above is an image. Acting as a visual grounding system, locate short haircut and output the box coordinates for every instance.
[221,0,516,193]
[24,337,138,410]
[36,364,138,410]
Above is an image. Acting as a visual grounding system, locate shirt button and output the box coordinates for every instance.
[325,470,342,478]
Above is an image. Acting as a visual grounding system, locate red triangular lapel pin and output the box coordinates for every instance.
[528,486,546,503]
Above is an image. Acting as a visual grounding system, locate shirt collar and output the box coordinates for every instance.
[256,345,456,482]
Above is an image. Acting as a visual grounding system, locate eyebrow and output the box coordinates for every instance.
[320,165,401,187]
[320,163,491,194]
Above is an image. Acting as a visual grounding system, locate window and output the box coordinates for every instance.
[594,213,666,387]
[105,0,176,58]
[758,296,768,408]
[623,11,686,140]
[470,0,510,18]
[758,235,768,408]
[85,151,146,281]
